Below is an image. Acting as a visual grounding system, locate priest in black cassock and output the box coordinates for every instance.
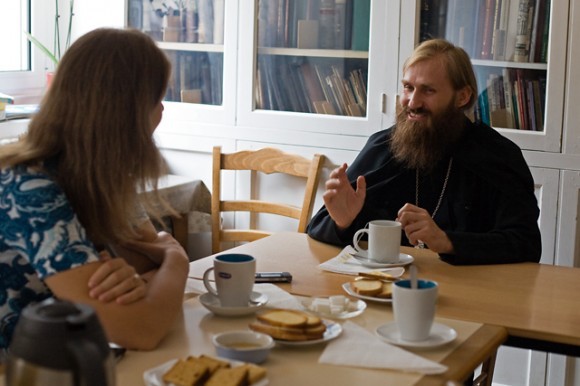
[307,39,541,265]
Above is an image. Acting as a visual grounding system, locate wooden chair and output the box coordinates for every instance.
[211,146,325,253]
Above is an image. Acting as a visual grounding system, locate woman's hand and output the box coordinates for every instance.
[88,251,147,304]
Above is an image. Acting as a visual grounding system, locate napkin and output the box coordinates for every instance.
[318,246,406,276]
[319,321,448,375]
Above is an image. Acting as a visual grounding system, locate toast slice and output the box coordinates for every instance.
[249,320,326,341]
[194,355,231,374]
[350,279,382,296]
[205,366,249,386]
[375,282,393,299]
[256,309,310,328]
[237,363,267,384]
[162,358,209,386]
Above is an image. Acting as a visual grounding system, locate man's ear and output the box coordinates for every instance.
[455,86,472,109]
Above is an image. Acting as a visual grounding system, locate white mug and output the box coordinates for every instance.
[352,220,401,263]
[203,254,256,307]
[392,279,438,341]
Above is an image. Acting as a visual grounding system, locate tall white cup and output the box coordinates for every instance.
[203,254,256,307]
[352,220,401,263]
[392,279,438,341]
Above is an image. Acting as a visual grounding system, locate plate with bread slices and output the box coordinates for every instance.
[342,278,394,303]
[249,309,342,346]
[143,354,268,386]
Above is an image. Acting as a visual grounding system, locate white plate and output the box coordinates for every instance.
[302,297,367,319]
[342,282,392,303]
[199,292,268,317]
[143,357,269,386]
[376,321,457,348]
[352,252,414,268]
[274,320,343,346]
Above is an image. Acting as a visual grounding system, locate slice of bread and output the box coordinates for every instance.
[376,282,393,299]
[256,309,309,328]
[350,279,382,296]
[237,363,267,384]
[249,321,326,341]
[205,366,249,386]
[194,355,231,374]
[162,358,209,386]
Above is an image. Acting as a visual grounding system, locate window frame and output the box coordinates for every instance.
[0,1,57,102]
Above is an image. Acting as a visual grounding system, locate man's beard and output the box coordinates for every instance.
[390,101,466,172]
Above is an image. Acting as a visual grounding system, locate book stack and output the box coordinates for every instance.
[255,56,367,116]
[475,68,545,131]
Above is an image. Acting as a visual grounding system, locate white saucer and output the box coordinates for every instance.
[199,292,268,317]
[376,321,457,348]
[352,252,414,268]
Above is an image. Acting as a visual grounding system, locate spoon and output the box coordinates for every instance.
[409,265,418,289]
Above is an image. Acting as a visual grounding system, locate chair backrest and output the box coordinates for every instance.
[211,146,325,253]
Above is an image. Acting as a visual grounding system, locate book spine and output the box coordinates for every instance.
[501,68,516,128]
[480,0,496,59]
[351,0,370,51]
[213,0,225,44]
[513,0,535,62]
[197,0,214,43]
[334,0,347,49]
[319,0,336,49]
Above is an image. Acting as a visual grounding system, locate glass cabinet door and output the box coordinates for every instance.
[415,0,565,152]
[127,0,236,126]
[237,0,400,136]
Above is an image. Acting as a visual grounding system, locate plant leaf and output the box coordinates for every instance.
[24,31,58,66]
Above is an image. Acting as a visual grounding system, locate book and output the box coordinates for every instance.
[538,1,550,62]
[513,0,535,62]
[184,0,199,43]
[197,0,214,43]
[213,0,225,44]
[480,0,496,59]
[334,0,348,49]
[492,0,510,60]
[300,62,327,112]
[351,0,370,50]
[319,0,336,49]
[501,68,516,128]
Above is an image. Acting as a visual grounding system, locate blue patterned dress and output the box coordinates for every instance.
[0,165,99,350]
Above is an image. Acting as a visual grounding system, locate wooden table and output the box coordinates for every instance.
[188,232,580,356]
[115,295,505,386]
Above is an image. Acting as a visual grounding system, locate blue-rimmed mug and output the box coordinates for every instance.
[203,254,256,307]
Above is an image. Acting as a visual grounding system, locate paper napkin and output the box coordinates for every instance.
[319,321,448,375]
[318,246,405,276]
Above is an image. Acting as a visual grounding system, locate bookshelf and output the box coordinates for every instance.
[415,0,564,152]
[236,0,400,136]
[126,0,237,126]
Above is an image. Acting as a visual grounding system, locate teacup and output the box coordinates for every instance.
[352,220,401,263]
[203,254,256,307]
[392,279,438,341]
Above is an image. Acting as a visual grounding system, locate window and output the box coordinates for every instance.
[0,1,56,103]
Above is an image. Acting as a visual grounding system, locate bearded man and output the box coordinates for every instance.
[307,39,541,265]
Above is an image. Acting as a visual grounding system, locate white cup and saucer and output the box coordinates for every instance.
[201,253,268,317]
[376,278,457,348]
[352,220,414,268]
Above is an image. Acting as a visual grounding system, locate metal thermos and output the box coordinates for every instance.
[6,299,115,386]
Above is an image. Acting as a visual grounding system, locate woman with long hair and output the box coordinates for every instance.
[0,28,189,351]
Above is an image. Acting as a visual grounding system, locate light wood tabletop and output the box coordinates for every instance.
[114,294,505,386]
[188,232,580,355]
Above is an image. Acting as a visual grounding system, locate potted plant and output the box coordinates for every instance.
[25,0,75,75]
